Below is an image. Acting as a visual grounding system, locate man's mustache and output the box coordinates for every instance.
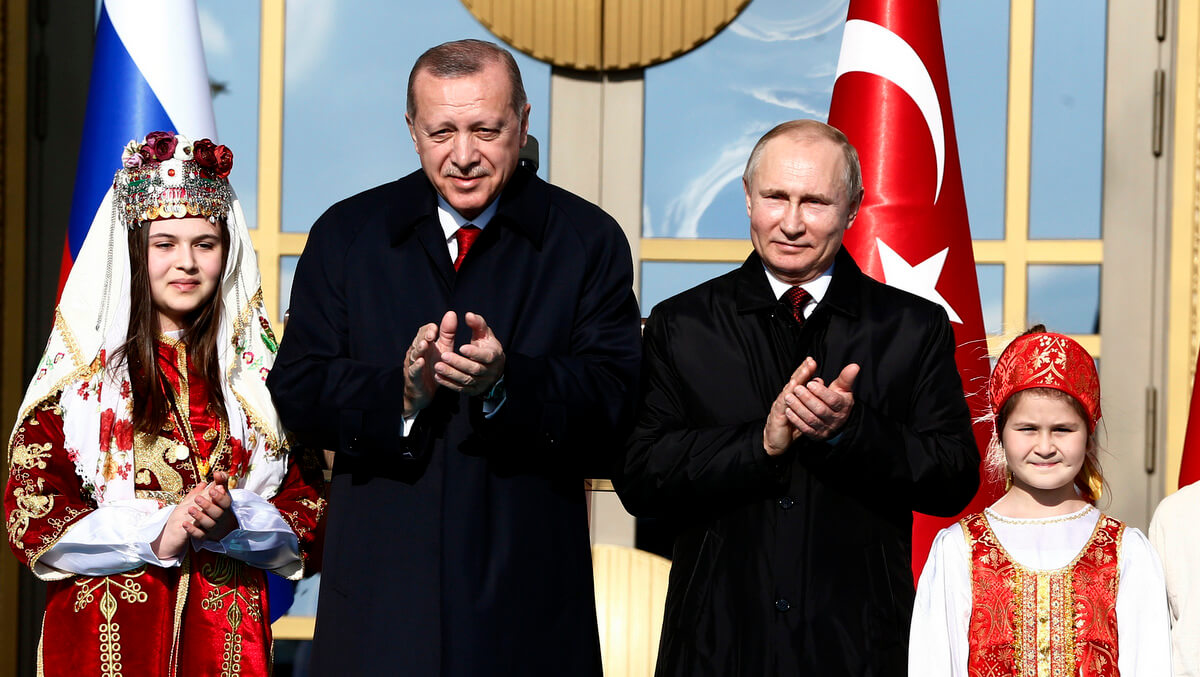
[443,166,491,179]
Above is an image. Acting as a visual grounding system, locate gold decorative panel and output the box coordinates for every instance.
[462,0,749,71]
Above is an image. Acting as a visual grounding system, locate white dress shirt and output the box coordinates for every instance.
[436,194,498,257]
[763,262,834,318]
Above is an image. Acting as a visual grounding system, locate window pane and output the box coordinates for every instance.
[942,0,1009,240]
[975,263,1003,335]
[199,1,261,227]
[280,255,298,323]
[640,261,741,315]
[1026,264,1100,334]
[642,0,848,239]
[1028,1,1106,239]
[280,0,551,233]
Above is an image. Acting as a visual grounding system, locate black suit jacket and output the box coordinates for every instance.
[267,168,641,676]
[616,249,978,676]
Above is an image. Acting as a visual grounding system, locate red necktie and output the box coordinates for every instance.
[782,285,811,326]
[453,225,480,271]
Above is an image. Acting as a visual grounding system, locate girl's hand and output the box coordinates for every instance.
[183,471,238,542]
[151,483,207,560]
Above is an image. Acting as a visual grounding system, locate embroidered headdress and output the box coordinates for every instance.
[988,331,1101,432]
[114,132,233,226]
[10,132,287,525]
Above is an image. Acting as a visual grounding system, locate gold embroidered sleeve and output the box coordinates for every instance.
[5,395,95,569]
[268,445,326,570]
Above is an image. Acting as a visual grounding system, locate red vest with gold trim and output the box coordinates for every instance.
[962,511,1123,677]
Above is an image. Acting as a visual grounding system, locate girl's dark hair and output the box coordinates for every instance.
[110,219,230,434]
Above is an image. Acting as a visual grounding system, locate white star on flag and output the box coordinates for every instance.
[875,238,962,323]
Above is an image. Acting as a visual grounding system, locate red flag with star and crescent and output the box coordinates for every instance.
[827,0,1002,578]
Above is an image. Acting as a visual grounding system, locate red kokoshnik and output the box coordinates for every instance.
[988,332,1101,432]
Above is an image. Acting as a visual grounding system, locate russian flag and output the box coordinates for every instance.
[59,0,217,298]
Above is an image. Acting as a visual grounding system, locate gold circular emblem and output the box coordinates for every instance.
[461,0,750,71]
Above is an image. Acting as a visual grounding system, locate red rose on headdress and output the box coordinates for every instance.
[213,144,234,178]
[143,131,178,162]
[193,138,233,177]
[193,138,217,171]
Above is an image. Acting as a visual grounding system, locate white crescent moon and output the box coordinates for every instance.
[835,19,945,202]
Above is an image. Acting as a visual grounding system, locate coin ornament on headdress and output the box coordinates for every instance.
[987,331,1101,432]
[113,131,234,228]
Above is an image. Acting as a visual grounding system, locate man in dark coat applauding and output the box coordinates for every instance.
[616,119,979,676]
[267,39,641,676]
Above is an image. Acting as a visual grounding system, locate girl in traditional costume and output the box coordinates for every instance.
[909,326,1171,675]
[4,132,325,676]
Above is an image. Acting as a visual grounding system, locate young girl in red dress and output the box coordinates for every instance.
[909,326,1170,675]
[5,132,324,676]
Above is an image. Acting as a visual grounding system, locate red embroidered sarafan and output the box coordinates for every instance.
[962,512,1123,677]
[5,340,326,676]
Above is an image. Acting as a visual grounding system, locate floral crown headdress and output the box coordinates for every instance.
[987,331,1101,433]
[113,131,234,228]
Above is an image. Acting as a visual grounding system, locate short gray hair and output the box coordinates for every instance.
[406,39,527,119]
[742,120,863,201]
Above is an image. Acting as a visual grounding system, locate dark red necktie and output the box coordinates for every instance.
[782,285,811,326]
[453,225,480,271]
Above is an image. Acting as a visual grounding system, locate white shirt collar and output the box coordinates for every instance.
[764,262,835,310]
[436,195,499,242]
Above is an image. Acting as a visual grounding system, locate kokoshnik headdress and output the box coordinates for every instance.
[114,131,234,226]
[987,331,1101,433]
[10,132,290,527]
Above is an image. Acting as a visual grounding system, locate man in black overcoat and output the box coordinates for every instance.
[267,39,641,675]
[616,119,979,675]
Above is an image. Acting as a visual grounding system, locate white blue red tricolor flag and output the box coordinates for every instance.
[59,0,217,298]
[827,0,1003,578]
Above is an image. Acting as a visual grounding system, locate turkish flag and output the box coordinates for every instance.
[827,0,1002,577]
[1180,359,1200,488]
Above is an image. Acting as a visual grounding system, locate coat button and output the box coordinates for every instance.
[775,598,790,612]
[778,496,794,510]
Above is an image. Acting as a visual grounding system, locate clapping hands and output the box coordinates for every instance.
[764,357,859,457]
[403,311,506,415]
